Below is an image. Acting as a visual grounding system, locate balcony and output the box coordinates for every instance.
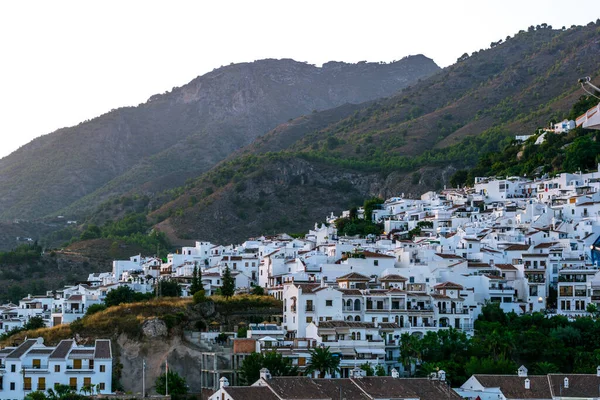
[23,364,49,370]
[305,305,315,312]
[406,305,433,312]
[438,308,469,315]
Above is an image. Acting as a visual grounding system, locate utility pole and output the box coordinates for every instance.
[165,358,168,397]
[142,359,146,398]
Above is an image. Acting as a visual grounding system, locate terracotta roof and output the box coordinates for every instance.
[67,295,83,301]
[319,321,375,329]
[379,274,408,282]
[495,264,518,271]
[336,272,370,281]
[504,244,530,251]
[224,386,279,400]
[533,242,558,249]
[435,253,464,259]
[351,377,462,400]
[362,250,395,258]
[473,375,551,399]
[338,289,363,296]
[434,282,463,290]
[378,322,401,329]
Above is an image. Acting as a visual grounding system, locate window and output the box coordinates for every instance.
[55,365,60,372]
[306,317,313,323]
[33,359,41,369]
[74,359,82,369]
[38,377,46,391]
[99,364,106,373]
[10,382,15,391]
[99,383,105,391]
[69,378,77,390]
[83,377,91,388]
[24,377,32,391]
[10,364,15,372]
[374,260,379,266]
[89,360,94,369]
[326,300,333,307]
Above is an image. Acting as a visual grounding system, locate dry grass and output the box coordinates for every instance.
[0,298,193,347]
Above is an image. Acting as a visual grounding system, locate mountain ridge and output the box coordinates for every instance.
[0,55,440,221]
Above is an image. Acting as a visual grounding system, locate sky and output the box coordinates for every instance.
[0,0,598,159]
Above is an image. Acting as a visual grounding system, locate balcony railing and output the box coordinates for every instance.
[305,305,315,312]
[438,309,469,315]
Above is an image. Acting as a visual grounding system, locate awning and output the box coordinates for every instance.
[339,348,356,356]
[355,348,386,355]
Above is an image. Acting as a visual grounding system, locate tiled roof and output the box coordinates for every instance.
[362,250,395,258]
[504,244,530,251]
[435,253,464,259]
[473,375,551,399]
[50,340,74,359]
[336,272,370,281]
[313,379,370,399]
[495,264,518,271]
[548,374,600,398]
[319,321,375,329]
[6,339,38,359]
[224,386,279,400]
[94,340,112,359]
[534,242,558,249]
[434,281,463,290]
[379,274,408,281]
[265,376,329,399]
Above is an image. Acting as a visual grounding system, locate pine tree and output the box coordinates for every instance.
[190,264,202,295]
[221,266,235,297]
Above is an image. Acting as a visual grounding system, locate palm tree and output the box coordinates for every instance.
[305,346,340,378]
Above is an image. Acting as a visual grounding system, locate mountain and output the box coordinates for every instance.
[148,22,600,244]
[0,57,440,221]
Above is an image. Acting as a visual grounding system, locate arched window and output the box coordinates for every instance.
[354,299,361,311]
[356,332,361,340]
[346,299,352,309]
[351,332,356,340]
[355,315,361,322]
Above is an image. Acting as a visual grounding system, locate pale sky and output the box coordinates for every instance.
[0,0,598,159]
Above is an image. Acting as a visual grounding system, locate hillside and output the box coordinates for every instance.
[149,22,600,244]
[0,57,439,221]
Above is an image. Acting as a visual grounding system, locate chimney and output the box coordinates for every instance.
[391,368,399,378]
[438,370,446,381]
[564,377,569,389]
[524,378,530,390]
[597,366,600,377]
[517,365,528,377]
[219,377,229,389]
[260,368,272,381]
[350,366,364,379]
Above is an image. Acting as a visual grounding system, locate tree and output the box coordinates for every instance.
[24,316,46,330]
[221,266,235,297]
[158,280,182,297]
[239,352,298,385]
[360,362,374,376]
[104,286,137,307]
[85,303,107,316]
[251,285,265,295]
[399,333,421,376]
[375,364,387,376]
[190,265,203,295]
[155,370,188,396]
[305,347,340,378]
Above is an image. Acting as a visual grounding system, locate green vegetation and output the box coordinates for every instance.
[402,302,600,384]
[155,370,188,397]
[221,266,235,297]
[0,242,42,265]
[189,265,202,295]
[451,95,600,185]
[305,346,341,378]
[334,198,384,237]
[103,286,153,307]
[239,352,298,385]
[77,213,170,257]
